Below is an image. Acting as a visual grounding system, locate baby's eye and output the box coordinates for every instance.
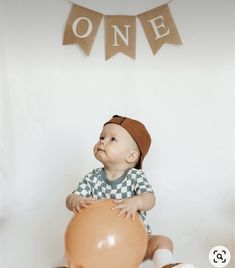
[99,136,104,140]
[111,137,117,142]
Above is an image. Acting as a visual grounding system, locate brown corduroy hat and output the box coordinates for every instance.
[104,115,151,169]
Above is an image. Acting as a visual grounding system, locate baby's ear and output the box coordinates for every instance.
[126,150,139,164]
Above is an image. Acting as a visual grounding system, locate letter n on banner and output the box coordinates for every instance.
[105,16,136,60]
[138,4,182,55]
[63,4,103,55]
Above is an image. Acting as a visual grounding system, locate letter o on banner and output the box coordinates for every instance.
[72,17,93,38]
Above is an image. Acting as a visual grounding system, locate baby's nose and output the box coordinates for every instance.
[99,140,104,145]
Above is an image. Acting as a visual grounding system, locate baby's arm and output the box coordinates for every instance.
[113,170,156,220]
[66,193,95,213]
[112,192,155,220]
[67,171,95,213]
[134,192,156,211]
[134,170,156,211]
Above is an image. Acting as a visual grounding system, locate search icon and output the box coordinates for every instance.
[209,245,231,267]
[216,253,223,260]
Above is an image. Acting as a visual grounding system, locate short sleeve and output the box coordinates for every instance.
[73,174,92,198]
[134,170,154,195]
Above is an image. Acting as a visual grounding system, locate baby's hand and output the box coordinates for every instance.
[69,194,95,213]
[112,196,140,221]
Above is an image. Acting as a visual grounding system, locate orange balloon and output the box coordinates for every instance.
[65,199,148,268]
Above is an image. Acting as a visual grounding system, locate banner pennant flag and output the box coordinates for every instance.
[62,2,182,59]
[63,4,103,55]
[105,16,136,60]
[137,4,182,55]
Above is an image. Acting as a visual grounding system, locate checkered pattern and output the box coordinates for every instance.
[73,168,154,233]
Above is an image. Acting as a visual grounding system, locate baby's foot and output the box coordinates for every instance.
[162,264,195,268]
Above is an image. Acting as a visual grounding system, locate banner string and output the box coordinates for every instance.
[71,0,174,7]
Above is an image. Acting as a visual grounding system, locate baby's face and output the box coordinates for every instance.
[93,124,137,168]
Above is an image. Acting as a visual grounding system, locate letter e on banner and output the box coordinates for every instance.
[138,4,182,55]
[63,4,103,55]
[148,15,170,40]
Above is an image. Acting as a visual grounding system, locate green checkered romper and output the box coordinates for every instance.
[73,168,154,234]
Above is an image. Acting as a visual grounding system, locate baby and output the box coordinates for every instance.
[61,115,194,268]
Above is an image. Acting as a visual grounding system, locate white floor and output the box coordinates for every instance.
[1,206,234,268]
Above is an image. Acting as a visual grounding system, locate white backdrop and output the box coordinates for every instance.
[0,0,234,267]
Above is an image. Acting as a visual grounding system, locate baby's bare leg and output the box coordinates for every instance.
[143,235,174,268]
[144,235,174,260]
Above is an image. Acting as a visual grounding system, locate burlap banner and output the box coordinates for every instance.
[105,16,136,60]
[63,2,182,60]
[138,4,182,55]
[63,4,103,55]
